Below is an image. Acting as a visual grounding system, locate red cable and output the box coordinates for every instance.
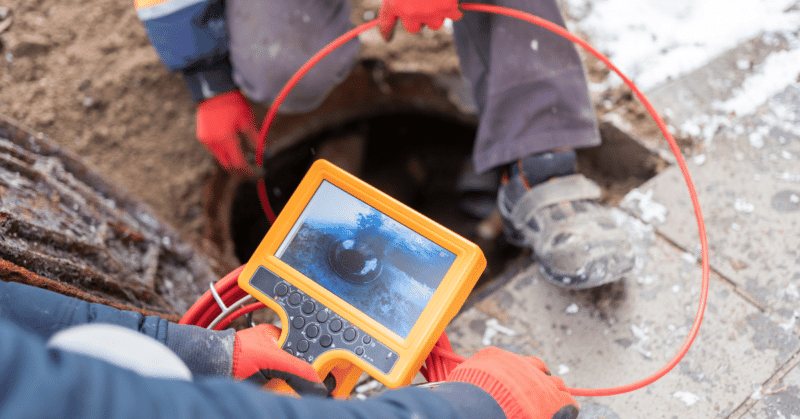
[180,264,246,325]
[213,301,268,331]
[254,21,379,224]
[233,3,710,398]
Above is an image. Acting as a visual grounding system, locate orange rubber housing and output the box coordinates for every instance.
[239,159,486,392]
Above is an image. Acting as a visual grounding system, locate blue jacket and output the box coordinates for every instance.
[0,280,504,419]
[135,0,236,101]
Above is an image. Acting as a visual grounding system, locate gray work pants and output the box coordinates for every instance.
[227,0,600,173]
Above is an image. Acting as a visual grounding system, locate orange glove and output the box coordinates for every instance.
[196,90,258,172]
[378,0,462,40]
[233,324,327,396]
[447,347,579,419]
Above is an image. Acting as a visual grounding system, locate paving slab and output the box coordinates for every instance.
[442,21,800,419]
[621,82,800,336]
[741,359,800,419]
[598,23,800,418]
[447,228,800,418]
[644,31,797,132]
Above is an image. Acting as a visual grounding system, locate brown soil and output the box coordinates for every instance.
[0,0,463,260]
[0,0,668,278]
[0,0,211,248]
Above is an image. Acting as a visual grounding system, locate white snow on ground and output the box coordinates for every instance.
[673,391,701,406]
[715,44,800,116]
[565,0,800,91]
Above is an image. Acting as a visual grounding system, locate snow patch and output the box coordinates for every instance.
[565,0,800,91]
[674,391,701,406]
[621,189,667,224]
[637,275,658,285]
[715,46,800,117]
[482,318,517,346]
[693,154,706,165]
[734,198,756,213]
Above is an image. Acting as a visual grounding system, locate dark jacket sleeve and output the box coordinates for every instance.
[0,318,504,419]
[0,280,235,376]
[134,0,237,101]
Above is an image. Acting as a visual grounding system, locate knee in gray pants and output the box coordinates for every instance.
[226,0,360,113]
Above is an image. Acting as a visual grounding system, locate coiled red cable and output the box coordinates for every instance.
[187,3,710,398]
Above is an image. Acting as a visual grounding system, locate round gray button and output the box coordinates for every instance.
[316,310,329,323]
[297,339,309,353]
[302,301,315,314]
[343,328,357,342]
[292,316,305,329]
[274,283,289,297]
[319,334,333,347]
[284,347,294,356]
[288,292,302,306]
[362,335,371,344]
[355,347,364,356]
[306,324,320,339]
[329,319,343,333]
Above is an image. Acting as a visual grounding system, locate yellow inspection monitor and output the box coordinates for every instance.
[239,159,486,390]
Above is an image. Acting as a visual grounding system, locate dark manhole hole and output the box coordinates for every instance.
[229,115,667,290]
[230,111,520,284]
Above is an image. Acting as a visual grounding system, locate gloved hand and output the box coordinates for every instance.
[233,324,327,396]
[378,0,462,40]
[447,347,579,419]
[196,90,259,173]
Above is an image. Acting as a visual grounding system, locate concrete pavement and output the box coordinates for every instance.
[446,30,800,418]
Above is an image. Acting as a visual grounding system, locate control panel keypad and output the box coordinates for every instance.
[249,266,399,374]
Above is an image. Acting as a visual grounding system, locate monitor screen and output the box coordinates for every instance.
[275,180,457,339]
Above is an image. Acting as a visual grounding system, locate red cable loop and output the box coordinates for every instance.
[213,301,268,331]
[206,3,709,398]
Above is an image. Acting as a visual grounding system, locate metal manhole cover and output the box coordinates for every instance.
[0,115,217,317]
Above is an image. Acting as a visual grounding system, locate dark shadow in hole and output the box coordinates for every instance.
[230,112,519,284]
[229,114,668,291]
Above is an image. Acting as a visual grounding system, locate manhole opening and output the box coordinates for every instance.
[228,112,667,286]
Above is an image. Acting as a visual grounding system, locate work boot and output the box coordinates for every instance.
[498,150,636,289]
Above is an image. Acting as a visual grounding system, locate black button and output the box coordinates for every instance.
[297,339,310,352]
[302,301,316,314]
[319,334,333,347]
[329,319,343,333]
[362,335,372,344]
[288,292,302,306]
[284,347,294,356]
[292,316,305,329]
[316,310,329,323]
[306,324,320,339]
[343,328,357,342]
[355,347,364,356]
[274,283,289,297]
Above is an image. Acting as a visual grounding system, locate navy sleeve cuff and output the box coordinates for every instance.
[430,382,507,419]
[165,323,235,377]
[182,59,238,102]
